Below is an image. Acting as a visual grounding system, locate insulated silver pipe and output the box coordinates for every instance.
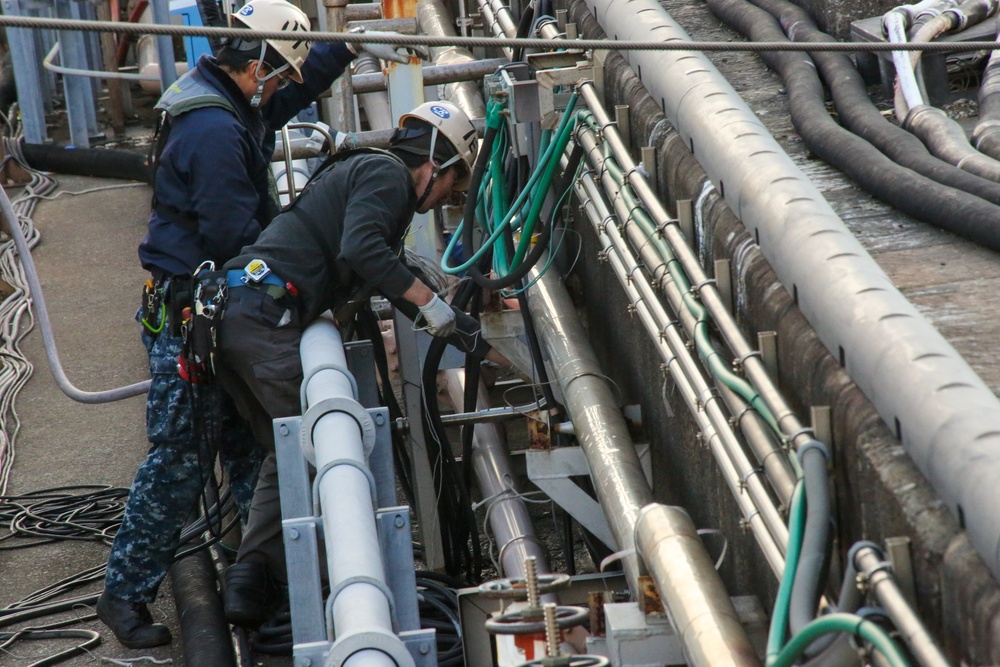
[853,547,950,667]
[350,58,507,94]
[580,0,1000,582]
[526,264,763,666]
[443,370,550,578]
[636,505,763,666]
[300,320,412,667]
[353,53,393,131]
[416,0,488,118]
[525,263,652,592]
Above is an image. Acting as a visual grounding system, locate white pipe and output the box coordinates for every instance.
[299,320,413,667]
[443,370,550,578]
[136,2,188,94]
[885,11,926,117]
[44,42,157,81]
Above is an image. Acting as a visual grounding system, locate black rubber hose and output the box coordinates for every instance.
[707,0,1000,251]
[512,1,536,61]
[197,0,227,54]
[974,23,1000,158]
[747,0,1000,207]
[21,142,151,183]
[788,441,832,636]
[170,547,236,667]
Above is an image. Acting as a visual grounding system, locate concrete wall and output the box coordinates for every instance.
[568,0,1000,661]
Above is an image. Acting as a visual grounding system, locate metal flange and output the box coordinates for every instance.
[326,630,415,667]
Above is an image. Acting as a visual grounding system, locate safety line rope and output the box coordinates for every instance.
[0,14,998,53]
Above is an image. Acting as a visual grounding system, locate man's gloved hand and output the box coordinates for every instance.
[417,294,457,338]
[349,27,430,64]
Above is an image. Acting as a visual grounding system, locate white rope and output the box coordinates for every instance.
[0,121,59,494]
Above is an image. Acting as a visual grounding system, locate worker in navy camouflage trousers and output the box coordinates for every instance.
[97,0,426,649]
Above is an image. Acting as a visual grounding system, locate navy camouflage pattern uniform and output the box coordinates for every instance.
[105,43,358,604]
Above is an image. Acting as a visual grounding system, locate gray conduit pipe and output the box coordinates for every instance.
[574,127,791,556]
[299,320,413,667]
[353,52,393,131]
[525,261,763,666]
[635,505,763,666]
[580,0,1000,583]
[574,166,787,576]
[576,83,799,504]
[0,180,150,403]
[442,370,551,579]
[416,0,489,118]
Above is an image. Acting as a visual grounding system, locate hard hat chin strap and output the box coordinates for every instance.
[250,41,268,108]
[415,166,440,211]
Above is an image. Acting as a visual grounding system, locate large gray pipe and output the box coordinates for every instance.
[416,0,487,118]
[525,266,760,666]
[443,370,550,578]
[581,0,1000,582]
[525,266,651,592]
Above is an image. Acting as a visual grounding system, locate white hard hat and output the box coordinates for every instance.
[398,101,479,191]
[233,0,311,83]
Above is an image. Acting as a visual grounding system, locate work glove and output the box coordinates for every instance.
[348,27,430,64]
[417,294,457,338]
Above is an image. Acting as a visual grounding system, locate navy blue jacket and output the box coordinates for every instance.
[138,44,355,276]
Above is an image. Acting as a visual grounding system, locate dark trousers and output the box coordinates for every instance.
[214,286,304,578]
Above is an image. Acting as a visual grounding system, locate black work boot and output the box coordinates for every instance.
[96,591,172,649]
[224,561,271,628]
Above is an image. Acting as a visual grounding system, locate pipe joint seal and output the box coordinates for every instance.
[300,396,376,465]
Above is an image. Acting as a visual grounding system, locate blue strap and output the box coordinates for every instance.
[226,269,285,288]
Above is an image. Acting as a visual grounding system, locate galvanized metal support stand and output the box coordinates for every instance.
[276,321,434,666]
[3,0,49,144]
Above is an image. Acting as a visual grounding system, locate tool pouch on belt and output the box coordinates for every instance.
[175,267,228,384]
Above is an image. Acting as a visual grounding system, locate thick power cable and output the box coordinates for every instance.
[706,0,1000,250]
[748,0,1000,207]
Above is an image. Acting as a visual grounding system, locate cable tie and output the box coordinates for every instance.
[740,466,765,487]
[857,559,894,586]
[782,426,814,445]
[496,535,547,575]
[692,277,716,292]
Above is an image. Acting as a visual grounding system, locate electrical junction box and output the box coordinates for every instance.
[586,597,768,666]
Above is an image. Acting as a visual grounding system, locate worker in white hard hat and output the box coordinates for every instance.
[98,0,428,649]
[206,101,506,628]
